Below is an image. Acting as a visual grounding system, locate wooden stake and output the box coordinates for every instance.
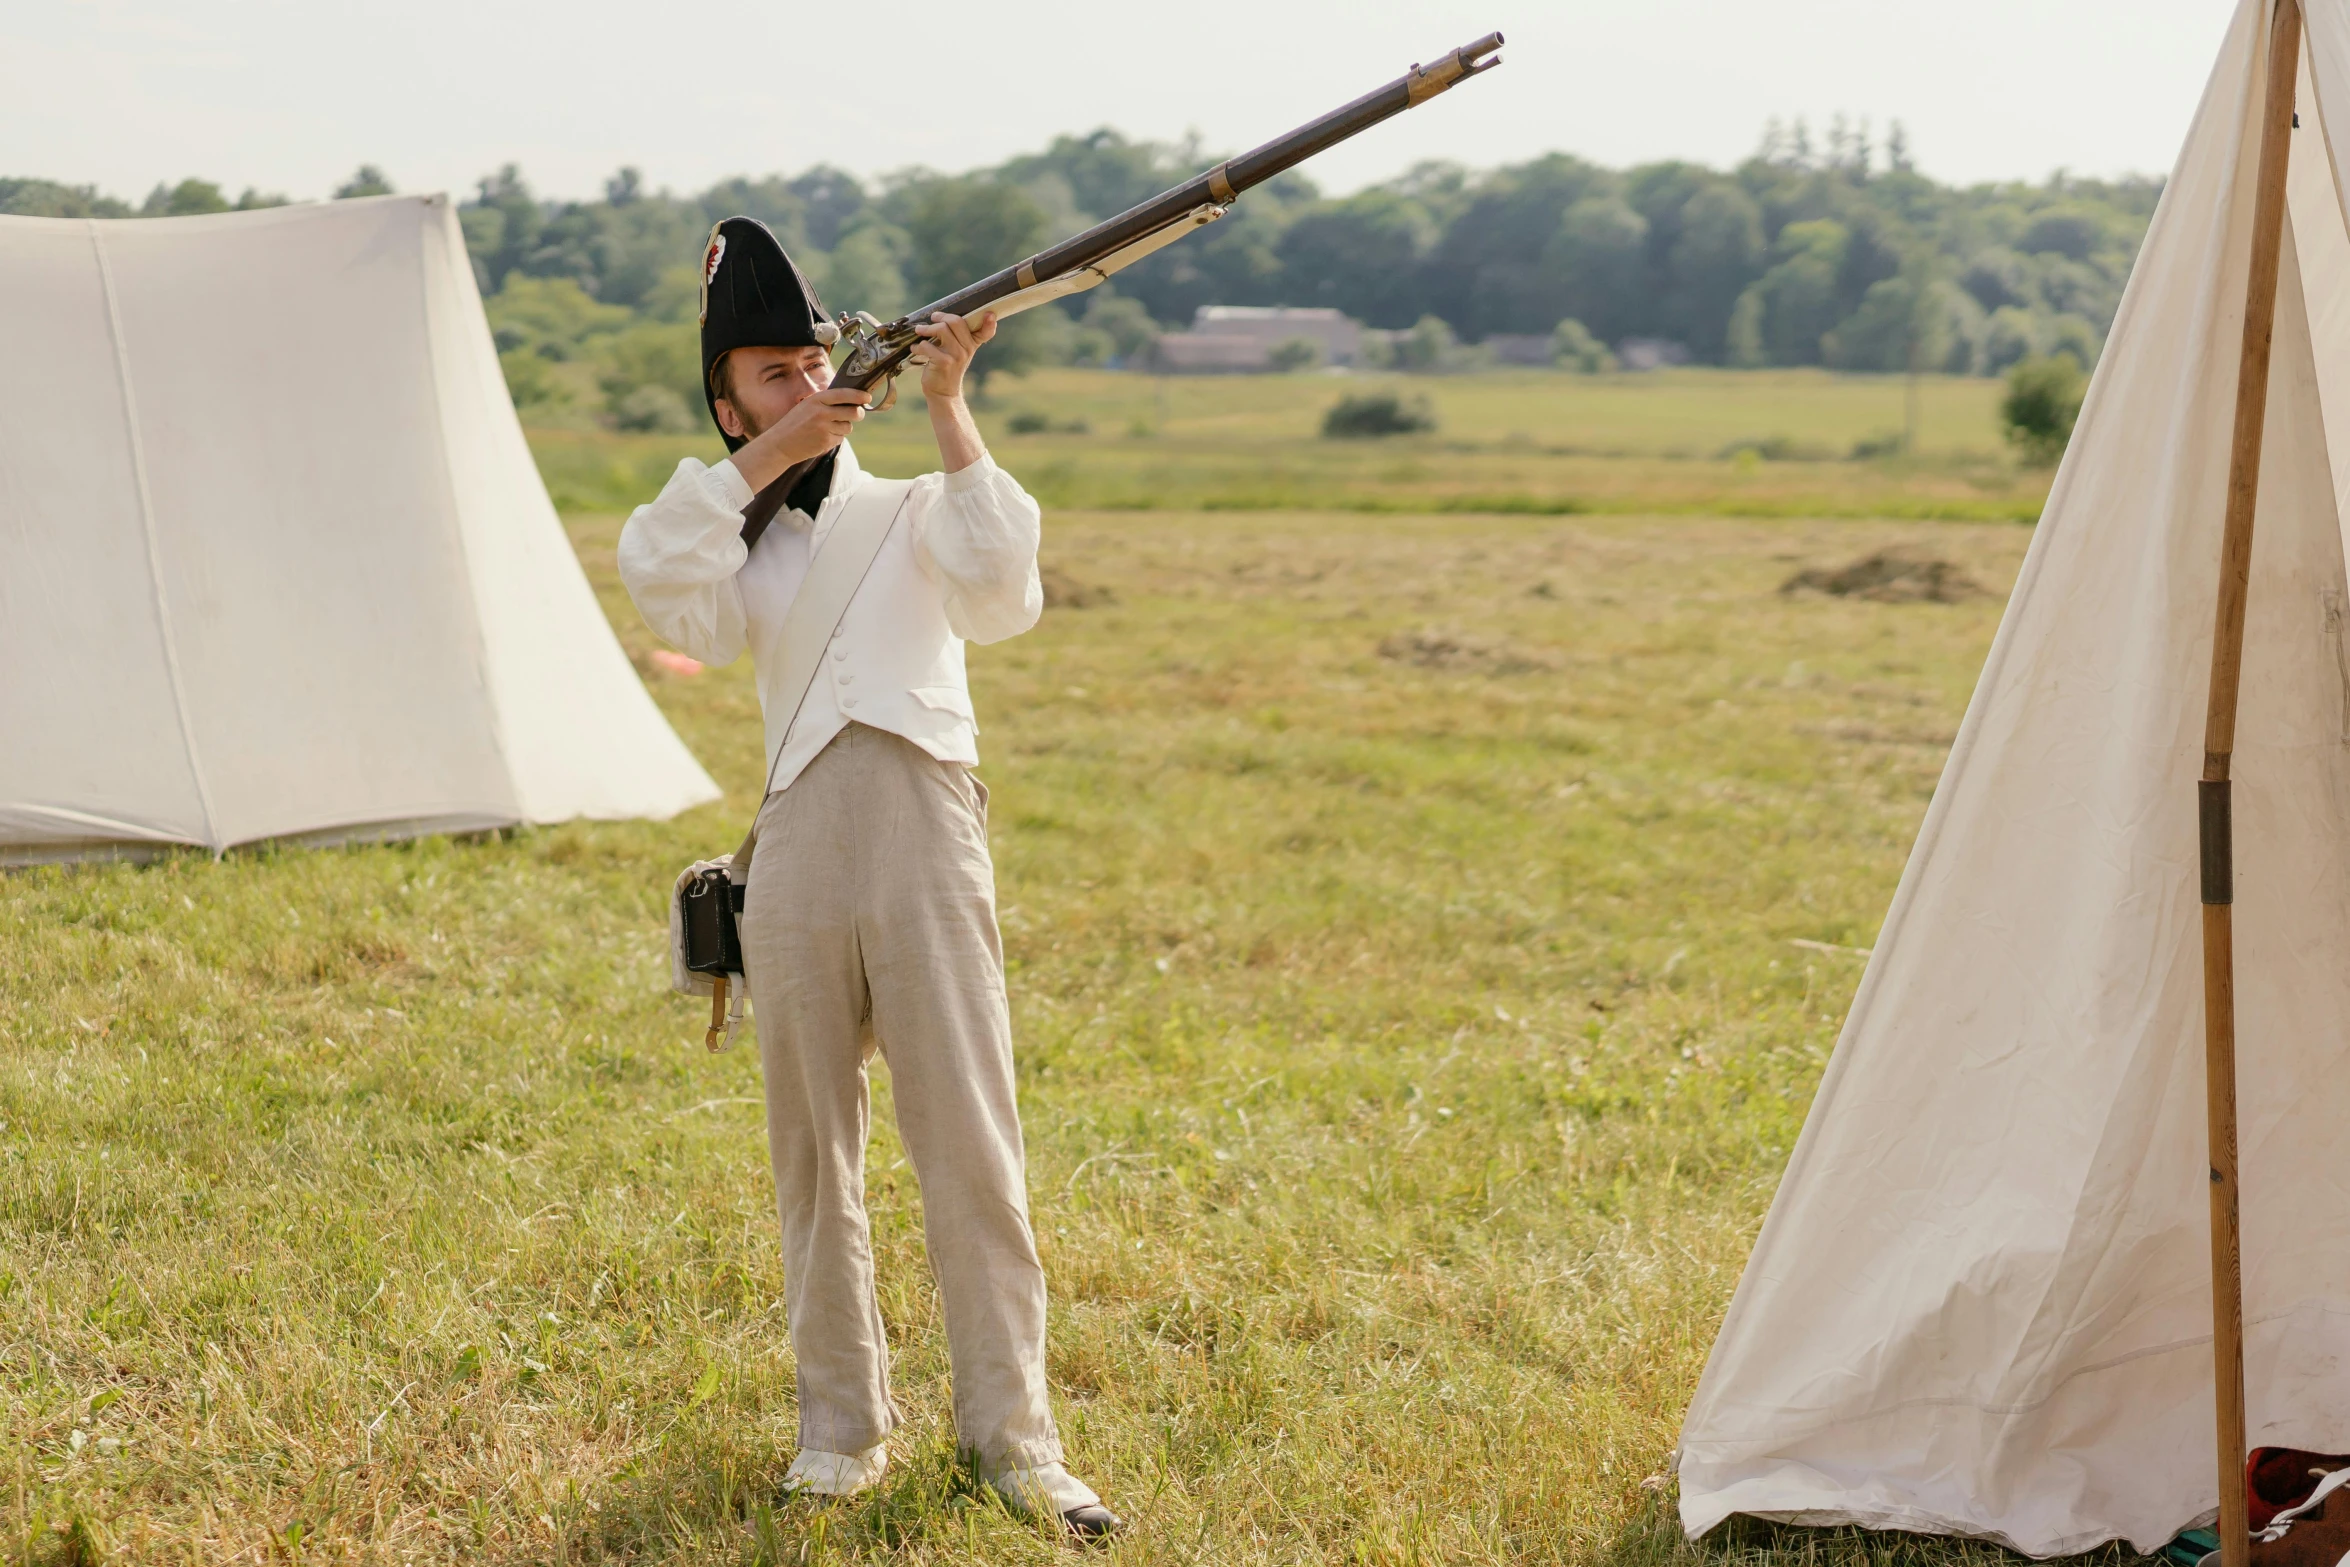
[2202,5,2301,1562]
[2203,899,2247,1562]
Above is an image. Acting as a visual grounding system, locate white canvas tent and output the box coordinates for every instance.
[0,195,718,863]
[1679,0,2350,1554]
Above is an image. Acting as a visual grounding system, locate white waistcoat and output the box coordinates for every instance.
[617,441,1045,793]
[742,469,976,791]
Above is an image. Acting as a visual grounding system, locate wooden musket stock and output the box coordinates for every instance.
[740,30,1504,544]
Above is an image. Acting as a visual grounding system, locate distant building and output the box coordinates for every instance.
[1194,306,1363,363]
[1141,334,1279,373]
[1141,305,1364,372]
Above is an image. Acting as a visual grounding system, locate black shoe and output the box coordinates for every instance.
[1062,1503,1123,1543]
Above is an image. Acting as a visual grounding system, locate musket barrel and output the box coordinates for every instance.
[899,31,1503,337]
[749,30,1502,544]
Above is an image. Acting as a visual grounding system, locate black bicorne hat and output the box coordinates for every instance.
[698,216,830,452]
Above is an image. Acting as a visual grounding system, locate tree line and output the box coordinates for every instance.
[3,121,2157,432]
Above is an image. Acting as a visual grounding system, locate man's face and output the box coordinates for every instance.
[713,344,833,442]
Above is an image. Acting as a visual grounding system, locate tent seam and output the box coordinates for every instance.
[88,220,221,853]
[413,196,524,826]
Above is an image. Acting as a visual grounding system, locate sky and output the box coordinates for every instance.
[5,1,2240,207]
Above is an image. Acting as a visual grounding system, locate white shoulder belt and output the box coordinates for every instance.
[732,480,912,879]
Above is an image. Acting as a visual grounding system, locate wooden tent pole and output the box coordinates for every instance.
[2203,3,2301,1562]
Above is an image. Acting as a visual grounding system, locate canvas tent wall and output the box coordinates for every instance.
[1677,0,2350,1554]
[0,195,718,863]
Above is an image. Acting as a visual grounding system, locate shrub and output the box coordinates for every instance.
[1393,315,1461,374]
[1717,435,1833,463]
[1551,318,1617,374]
[972,304,1077,388]
[497,348,568,413]
[1981,306,2042,375]
[1081,292,1162,362]
[2045,313,2103,370]
[1006,409,1090,436]
[2000,353,2087,465]
[595,320,700,409]
[1322,392,1437,439]
[1067,290,1161,368]
[609,385,696,433]
[1268,337,1322,373]
[1381,314,1457,373]
[2020,207,2109,262]
[484,275,630,362]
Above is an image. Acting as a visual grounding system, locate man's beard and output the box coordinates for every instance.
[728,366,834,443]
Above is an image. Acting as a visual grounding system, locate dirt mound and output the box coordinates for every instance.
[1781,549,1987,604]
[1377,626,1557,673]
[1042,566,1115,609]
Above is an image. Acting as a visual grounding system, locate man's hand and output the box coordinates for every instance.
[909,311,998,401]
[732,386,869,492]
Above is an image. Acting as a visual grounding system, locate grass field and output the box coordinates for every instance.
[531,367,2052,524]
[5,370,2052,1563]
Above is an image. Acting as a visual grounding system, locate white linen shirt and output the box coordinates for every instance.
[616,441,1042,792]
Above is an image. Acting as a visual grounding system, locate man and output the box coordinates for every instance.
[618,218,1118,1540]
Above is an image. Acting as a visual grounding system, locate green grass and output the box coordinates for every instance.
[1,371,2070,1563]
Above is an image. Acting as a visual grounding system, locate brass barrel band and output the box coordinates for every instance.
[1208,163,1237,204]
[1406,53,1467,104]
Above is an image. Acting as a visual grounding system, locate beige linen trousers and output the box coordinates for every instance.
[741,722,1062,1471]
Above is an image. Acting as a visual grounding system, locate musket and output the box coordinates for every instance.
[741,30,1504,545]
